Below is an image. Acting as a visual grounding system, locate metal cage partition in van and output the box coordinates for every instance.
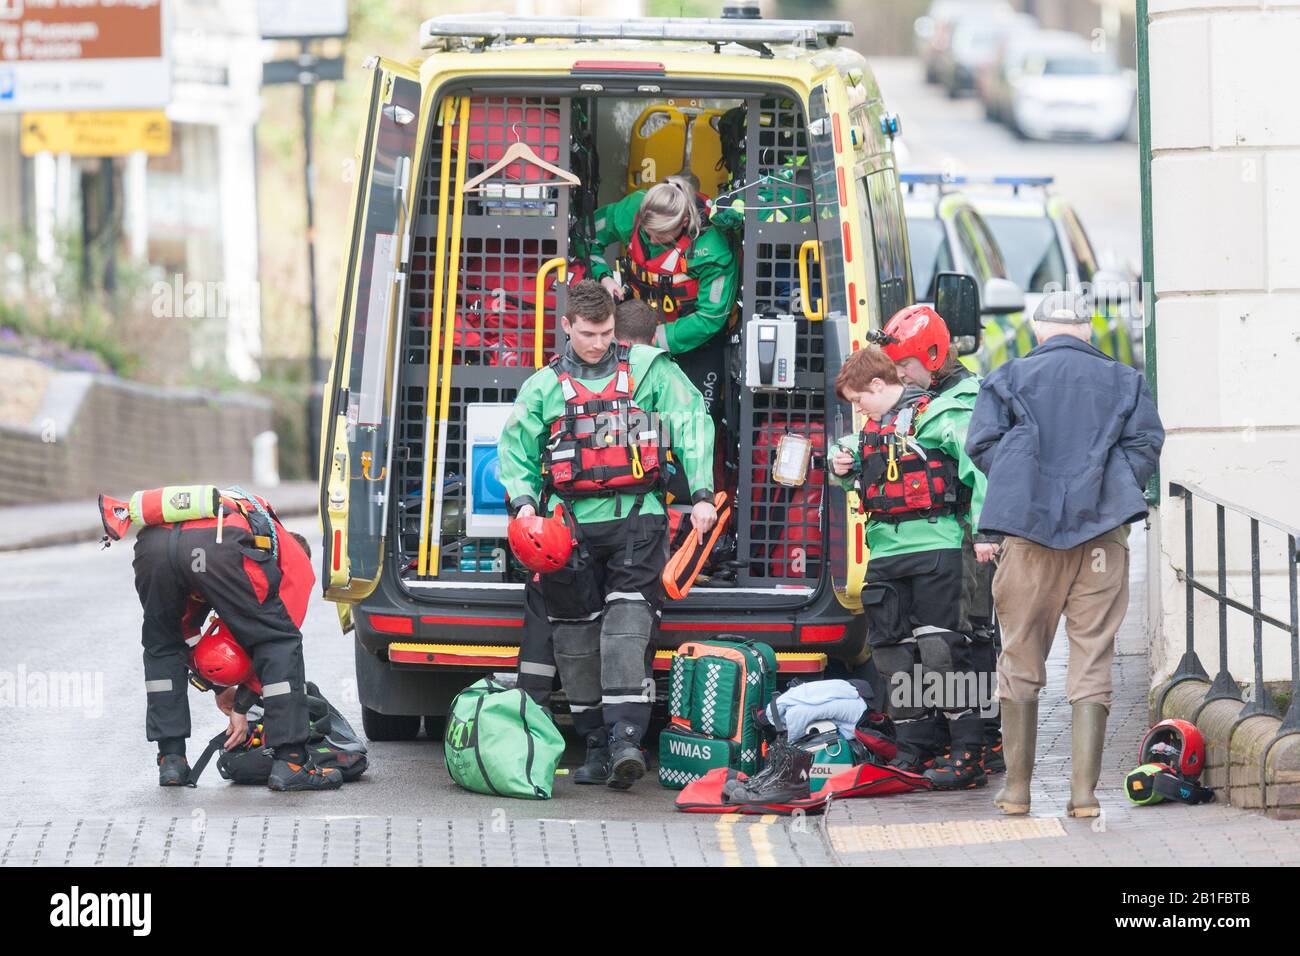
[377,85,843,598]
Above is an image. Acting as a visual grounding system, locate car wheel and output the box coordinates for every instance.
[361,705,422,742]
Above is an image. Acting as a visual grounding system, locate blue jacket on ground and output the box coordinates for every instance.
[965,335,1165,550]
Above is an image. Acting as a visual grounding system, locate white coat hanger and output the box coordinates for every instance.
[461,122,580,193]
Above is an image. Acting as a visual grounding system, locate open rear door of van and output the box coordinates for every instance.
[320,58,423,602]
[806,79,872,611]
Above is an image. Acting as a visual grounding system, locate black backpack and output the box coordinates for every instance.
[187,682,368,786]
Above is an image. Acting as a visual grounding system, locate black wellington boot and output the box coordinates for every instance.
[573,731,613,785]
[726,738,812,805]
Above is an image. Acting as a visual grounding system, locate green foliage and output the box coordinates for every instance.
[0,227,149,377]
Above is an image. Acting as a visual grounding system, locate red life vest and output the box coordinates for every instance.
[856,394,961,523]
[543,344,663,497]
[619,192,711,319]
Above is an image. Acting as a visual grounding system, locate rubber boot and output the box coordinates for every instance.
[573,731,612,785]
[993,699,1038,815]
[1066,702,1108,818]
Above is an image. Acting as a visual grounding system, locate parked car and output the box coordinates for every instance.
[901,175,1033,375]
[980,28,1090,126]
[1007,49,1136,141]
[969,181,1139,365]
[938,11,1037,99]
[916,0,1012,85]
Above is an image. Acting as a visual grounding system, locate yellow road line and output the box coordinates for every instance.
[714,814,742,867]
[751,816,778,867]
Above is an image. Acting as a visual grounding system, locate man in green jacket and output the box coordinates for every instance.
[830,338,990,790]
[500,280,717,790]
[572,175,739,423]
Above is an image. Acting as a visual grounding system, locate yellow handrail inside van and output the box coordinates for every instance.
[798,239,824,321]
[535,257,567,368]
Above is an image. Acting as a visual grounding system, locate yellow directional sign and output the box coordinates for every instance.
[20,111,172,158]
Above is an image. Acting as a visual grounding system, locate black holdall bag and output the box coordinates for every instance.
[186,682,368,786]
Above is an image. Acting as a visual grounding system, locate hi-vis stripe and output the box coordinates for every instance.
[560,378,578,401]
[615,369,629,393]
[144,679,173,693]
[605,591,646,603]
[262,681,293,698]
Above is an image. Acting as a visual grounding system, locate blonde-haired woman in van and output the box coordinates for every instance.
[572,174,739,423]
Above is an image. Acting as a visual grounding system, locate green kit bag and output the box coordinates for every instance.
[444,678,564,799]
[659,638,778,789]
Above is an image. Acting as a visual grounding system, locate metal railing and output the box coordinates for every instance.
[1161,482,1300,802]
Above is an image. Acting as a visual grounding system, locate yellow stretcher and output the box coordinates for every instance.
[625,103,729,198]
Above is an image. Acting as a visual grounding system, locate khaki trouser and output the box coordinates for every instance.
[992,527,1131,708]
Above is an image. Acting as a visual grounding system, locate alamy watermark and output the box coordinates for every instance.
[152,273,261,320]
[0,664,104,718]
[889,665,999,718]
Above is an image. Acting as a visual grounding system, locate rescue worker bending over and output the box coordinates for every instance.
[877,305,1004,774]
[830,339,990,790]
[131,491,341,791]
[500,280,717,790]
[572,174,738,424]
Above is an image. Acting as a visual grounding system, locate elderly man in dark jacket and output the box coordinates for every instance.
[966,291,1164,819]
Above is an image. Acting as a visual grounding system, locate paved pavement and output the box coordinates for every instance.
[6,520,1300,866]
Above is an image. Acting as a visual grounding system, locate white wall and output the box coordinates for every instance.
[1146,1,1300,687]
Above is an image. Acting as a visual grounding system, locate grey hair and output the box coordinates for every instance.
[639,174,701,241]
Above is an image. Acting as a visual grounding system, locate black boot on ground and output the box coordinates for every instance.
[727,738,812,805]
[607,722,647,791]
[983,731,1006,774]
[573,731,612,785]
[924,746,988,790]
[158,753,190,787]
[268,752,343,792]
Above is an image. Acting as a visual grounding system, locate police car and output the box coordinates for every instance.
[901,173,1033,375]
[968,178,1139,366]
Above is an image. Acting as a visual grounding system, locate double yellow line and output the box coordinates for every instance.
[714,815,779,867]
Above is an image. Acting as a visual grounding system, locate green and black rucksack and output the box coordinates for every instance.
[658,638,778,789]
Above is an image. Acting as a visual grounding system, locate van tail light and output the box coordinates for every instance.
[801,624,846,644]
[370,614,414,635]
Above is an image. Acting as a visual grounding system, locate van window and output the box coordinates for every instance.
[861,171,912,319]
[906,215,953,301]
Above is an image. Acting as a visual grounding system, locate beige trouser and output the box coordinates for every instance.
[992,527,1131,708]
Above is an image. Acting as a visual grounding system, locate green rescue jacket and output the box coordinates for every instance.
[834,379,987,561]
[572,189,739,355]
[499,343,715,525]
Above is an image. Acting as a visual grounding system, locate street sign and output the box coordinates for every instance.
[0,0,170,113]
[258,0,348,40]
[263,56,345,87]
[20,111,171,157]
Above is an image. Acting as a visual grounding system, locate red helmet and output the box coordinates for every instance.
[879,304,951,372]
[507,505,574,574]
[190,621,261,694]
[1139,718,1206,779]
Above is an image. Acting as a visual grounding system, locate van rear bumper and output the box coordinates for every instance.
[353,572,866,668]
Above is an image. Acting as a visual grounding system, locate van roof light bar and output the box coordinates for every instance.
[419,15,854,51]
[900,172,1055,195]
